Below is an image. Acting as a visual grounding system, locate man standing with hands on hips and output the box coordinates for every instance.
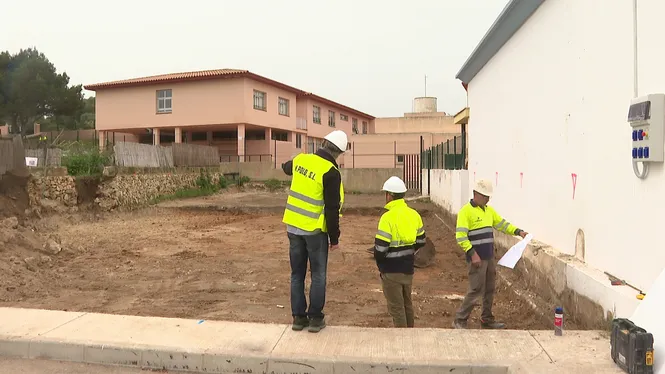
[453,179,528,329]
[281,130,348,333]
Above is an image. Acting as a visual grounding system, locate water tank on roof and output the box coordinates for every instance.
[413,97,437,113]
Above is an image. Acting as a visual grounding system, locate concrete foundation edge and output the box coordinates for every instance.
[0,335,551,374]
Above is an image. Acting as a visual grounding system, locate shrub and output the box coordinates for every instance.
[236,176,250,187]
[264,178,282,192]
[218,175,229,189]
[195,170,215,191]
[63,148,111,176]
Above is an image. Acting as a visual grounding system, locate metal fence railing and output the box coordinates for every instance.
[421,135,467,170]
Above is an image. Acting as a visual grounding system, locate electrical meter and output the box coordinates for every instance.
[628,94,665,162]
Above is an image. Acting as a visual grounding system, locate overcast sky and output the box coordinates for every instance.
[3,0,508,117]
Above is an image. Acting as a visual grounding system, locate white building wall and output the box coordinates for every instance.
[467,0,665,293]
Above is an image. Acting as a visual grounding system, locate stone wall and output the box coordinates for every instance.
[96,168,226,210]
[27,168,78,213]
[26,165,404,212]
[27,167,233,212]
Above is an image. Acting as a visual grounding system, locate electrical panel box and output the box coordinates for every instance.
[629,93,665,162]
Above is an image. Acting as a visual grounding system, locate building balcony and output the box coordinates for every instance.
[296,117,307,130]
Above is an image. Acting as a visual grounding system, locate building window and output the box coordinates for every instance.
[278,97,289,116]
[396,155,405,163]
[362,121,368,134]
[352,118,358,134]
[253,90,266,111]
[271,130,288,141]
[328,110,335,127]
[340,114,348,121]
[296,133,302,149]
[313,106,321,124]
[157,89,172,113]
[346,142,352,151]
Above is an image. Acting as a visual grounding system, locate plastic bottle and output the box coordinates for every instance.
[554,306,564,336]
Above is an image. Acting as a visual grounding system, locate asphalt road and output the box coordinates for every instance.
[0,358,174,373]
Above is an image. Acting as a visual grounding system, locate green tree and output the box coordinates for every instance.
[0,47,84,136]
[40,96,95,131]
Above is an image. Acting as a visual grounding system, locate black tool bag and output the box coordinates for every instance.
[611,318,654,374]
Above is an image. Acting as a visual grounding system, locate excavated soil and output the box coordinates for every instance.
[0,191,570,329]
[0,173,30,221]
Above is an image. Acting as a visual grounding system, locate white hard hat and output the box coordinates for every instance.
[473,179,493,197]
[323,130,348,152]
[381,176,408,194]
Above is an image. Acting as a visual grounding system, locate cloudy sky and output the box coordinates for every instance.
[3,0,508,117]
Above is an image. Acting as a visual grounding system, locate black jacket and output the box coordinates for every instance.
[281,149,342,245]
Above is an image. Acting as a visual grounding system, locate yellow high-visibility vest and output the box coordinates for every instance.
[282,153,344,232]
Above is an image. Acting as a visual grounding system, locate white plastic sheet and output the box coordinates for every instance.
[497,234,533,269]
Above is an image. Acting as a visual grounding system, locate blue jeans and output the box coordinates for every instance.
[288,232,329,319]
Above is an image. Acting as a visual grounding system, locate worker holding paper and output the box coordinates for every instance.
[452,179,528,329]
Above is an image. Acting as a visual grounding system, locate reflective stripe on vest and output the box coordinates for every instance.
[282,153,344,232]
[374,199,423,259]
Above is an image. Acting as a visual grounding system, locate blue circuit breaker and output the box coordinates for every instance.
[629,94,665,162]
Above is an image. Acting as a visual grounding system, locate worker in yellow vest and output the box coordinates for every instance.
[374,176,426,328]
[453,179,528,329]
[281,130,348,333]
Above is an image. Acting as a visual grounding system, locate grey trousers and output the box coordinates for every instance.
[455,259,496,322]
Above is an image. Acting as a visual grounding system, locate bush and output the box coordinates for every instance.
[195,170,215,191]
[63,148,111,176]
[264,178,282,192]
[218,175,229,189]
[236,176,250,187]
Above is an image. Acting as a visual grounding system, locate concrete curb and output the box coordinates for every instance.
[0,335,514,374]
[0,307,623,374]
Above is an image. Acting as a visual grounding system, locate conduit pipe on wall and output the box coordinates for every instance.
[632,0,650,179]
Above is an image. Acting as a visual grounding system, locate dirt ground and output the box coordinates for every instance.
[0,188,571,330]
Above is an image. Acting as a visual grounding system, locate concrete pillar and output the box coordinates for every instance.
[266,128,273,162]
[98,131,106,150]
[238,124,246,163]
[153,128,161,145]
[174,127,182,144]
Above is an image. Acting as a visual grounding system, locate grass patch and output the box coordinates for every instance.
[264,178,282,192]
[150,187,218,204]
[150,170,231,204]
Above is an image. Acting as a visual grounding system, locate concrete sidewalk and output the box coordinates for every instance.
[0,307,622,373]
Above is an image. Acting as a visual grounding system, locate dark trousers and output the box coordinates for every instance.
[380,272,415,328]
[288,232,329,319]
[455,259,497,322]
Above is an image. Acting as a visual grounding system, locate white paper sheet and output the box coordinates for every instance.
[631,266,665,374]
[25,157,38,167]
[497,234,533,269]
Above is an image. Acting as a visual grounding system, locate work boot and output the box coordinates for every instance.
[308,317,326,333]
[480,319,506,329]
[452,319,468,329]
[292,316,309,331]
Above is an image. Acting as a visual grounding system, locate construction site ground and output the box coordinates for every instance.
[0,185,579,330]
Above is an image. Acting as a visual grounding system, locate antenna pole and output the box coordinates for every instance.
[424,75,427,96]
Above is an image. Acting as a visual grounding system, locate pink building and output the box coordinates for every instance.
[84,69,375,166]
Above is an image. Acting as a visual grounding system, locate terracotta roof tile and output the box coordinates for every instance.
[84,69,248,90]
